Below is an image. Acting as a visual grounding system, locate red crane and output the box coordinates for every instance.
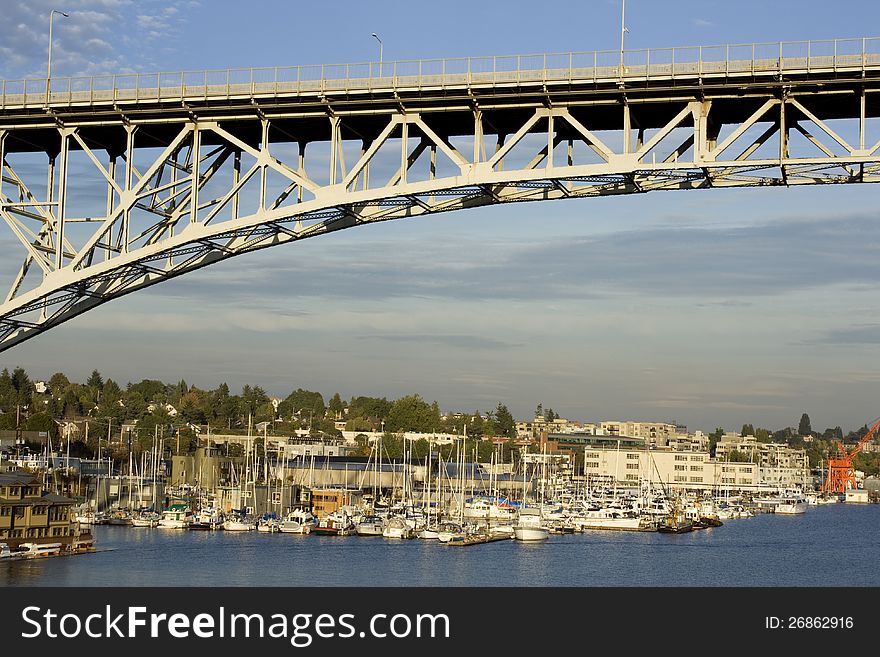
[821,417,880,493]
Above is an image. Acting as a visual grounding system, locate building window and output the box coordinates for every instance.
[674,475,687,482]
[625,474,638,481]
[690,477,703,483]
[690,466,702,472]
[674,465,686,471]
[626,453,639,460]
[675,455,688,461]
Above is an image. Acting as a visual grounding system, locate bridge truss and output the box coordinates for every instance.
[2,38,880,351]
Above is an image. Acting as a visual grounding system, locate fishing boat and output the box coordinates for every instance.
[657,498,694,534]
[513,507,549,541]
[278,508,317,534]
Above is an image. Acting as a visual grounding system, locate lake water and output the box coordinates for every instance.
[3,503,878,587]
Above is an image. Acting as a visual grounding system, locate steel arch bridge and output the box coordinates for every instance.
[3,36,880,352]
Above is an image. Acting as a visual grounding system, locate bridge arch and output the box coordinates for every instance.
[2,38,880,351]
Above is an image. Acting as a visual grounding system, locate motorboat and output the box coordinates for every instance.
[190,506,225,530]
[311,510,355,536]
[278,509,317,534]
[382,515,416,539]
[158,504,194,529]
[222,512,256,531]
[130,510,160,527]
[0,542,15,559]
[569,505,648,531]
[775,494,808,515]
[16,542,63,558]
[513,507,549,541]
[355,514,386,536]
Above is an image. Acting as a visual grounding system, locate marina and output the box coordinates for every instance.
[2,503,878,587]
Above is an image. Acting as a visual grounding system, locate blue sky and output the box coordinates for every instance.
[3,0,880,434]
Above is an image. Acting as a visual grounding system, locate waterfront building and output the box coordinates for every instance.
[714,436,811,490]
[0,469,90,551]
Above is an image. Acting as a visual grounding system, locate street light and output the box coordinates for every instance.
[47,9,69,103]
[619,0,629,77]
[371,32,383,76]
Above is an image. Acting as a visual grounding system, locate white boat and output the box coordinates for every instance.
[418,524,440,540]
[222,514,256,531]
[0,542,15,559]
[382,515,416,539]
[513,507,549,541]
[775,495,808,515]
[569,506,647,531]
[158,504,194,529]
[436,521,465,544]
[278,509,317,534]
[190,506,225,530]
[130,511,160,527]
[355,514,386,536]
[16,542,63,558]
[462,496,518,522]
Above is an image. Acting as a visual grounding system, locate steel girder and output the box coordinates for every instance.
[2,72,880,352]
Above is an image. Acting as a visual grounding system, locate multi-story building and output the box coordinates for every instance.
[581,445,760,493]
[715,436,812,490]
[0,469,87,551]
[600,421,679,447]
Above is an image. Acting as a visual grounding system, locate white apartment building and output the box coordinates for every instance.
[581,443,810,493]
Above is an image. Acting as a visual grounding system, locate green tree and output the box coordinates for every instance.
[86,369,104,390]
[798,413,812,436]
[386,394,440,433]
[328,392,346,418]
[493,403,515,439]
[741,424,755,437]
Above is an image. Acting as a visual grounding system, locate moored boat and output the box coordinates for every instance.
[310,510,355,536]
[158,504,194,529]
[355,514,386,537]
[16,542,63,558]
[382,515,416,539]
[513,507,549,541]
[775,494,808,515]
[278,508,317,534]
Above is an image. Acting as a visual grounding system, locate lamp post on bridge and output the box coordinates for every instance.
[372,32,383,75]
[46,9,69,104]
[619,0,629,77]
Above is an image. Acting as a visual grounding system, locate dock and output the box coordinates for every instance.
[446,533,512,546]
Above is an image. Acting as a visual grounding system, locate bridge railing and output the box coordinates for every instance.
[2,37,880,109]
